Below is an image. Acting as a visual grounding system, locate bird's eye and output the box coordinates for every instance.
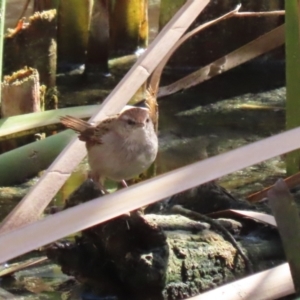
[146,118,150,123]
[127,119,135,125]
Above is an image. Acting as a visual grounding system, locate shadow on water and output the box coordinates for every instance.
[160,54,285,107]
[158,56,286,192]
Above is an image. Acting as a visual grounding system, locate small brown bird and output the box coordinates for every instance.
[60,107,158,192]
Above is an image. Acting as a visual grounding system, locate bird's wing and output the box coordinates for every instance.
[60,115,91,132]
[60,115,97,143]
[60,115,117,144]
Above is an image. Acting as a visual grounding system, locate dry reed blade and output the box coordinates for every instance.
[158,24,284,97]
[247,171,300,203]
[149,4,241,94]
[234,10,285,17]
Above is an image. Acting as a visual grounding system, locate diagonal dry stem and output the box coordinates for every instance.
[149,4,242,94]
[158,24,285,97]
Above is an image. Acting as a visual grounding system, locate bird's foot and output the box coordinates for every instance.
[88,172,109,194]
[121,180,128,188]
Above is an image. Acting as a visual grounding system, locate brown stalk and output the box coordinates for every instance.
[0,0,210,234]
[158,24,284,97]
[15,0,31,26]
[208,209,277,227]
[149,4,242,95]
[234,11,285,17]
[172,205,252,272]
[0,256,47,277]
[247,171,300,203]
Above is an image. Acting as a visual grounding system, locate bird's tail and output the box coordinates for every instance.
[60,115,91,133]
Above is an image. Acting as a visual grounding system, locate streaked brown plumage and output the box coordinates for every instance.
[60,107,158,191]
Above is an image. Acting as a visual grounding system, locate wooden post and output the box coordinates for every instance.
[85,0,109,74]
[4,10,57,87]
[109,0,148,56]
[285,0,300,175]
[57,0,92,64]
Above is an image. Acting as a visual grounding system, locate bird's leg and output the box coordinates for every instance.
[99,184,110,194]
[119,179,132,220]
[88,171,109,194]
[121,180,128,188]
[120,179,144,217]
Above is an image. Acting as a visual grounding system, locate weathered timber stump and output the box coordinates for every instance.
[47,180,284,300]
[1,67,41,117]
[1,67,41,152]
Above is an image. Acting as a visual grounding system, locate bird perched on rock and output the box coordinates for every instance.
[60,107,158,192]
